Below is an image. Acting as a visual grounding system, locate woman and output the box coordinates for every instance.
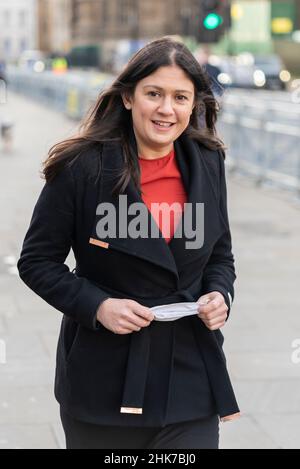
[18,37,240,449]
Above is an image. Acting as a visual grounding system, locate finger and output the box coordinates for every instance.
[199,302,228,317]
[207,321,226,331]
[112,326,134,335]
[130,301,155,321]
[198,297,224,314]
[117,329,133,335]
[200,316,226,330]
[120,308,152,328]
[199,305,228,321]
[118,320,142,332]
[198,300,216,314]
[197,295,211,309]
[200,312,228,328]
[211,314,227,327]
[127,314,151,328]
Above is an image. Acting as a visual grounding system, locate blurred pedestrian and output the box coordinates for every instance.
[18,37,240,449]
[0,60,6,84]
[1,118,13,153]
[195,46,224,99]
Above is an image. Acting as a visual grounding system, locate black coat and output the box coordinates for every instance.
[18,133,239,427]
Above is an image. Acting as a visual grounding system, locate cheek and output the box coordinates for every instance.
[131,109,145,131]
[135,101,154,118]
[177,108,193,126]
[132,105,154,130]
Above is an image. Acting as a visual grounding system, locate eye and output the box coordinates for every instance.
[147,91,160,97]
[176,95,188,101]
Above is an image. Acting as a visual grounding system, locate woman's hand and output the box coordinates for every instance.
[197,291,228,331]
[96,298,155,335]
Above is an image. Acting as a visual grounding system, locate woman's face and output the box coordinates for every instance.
[122,65,195,158]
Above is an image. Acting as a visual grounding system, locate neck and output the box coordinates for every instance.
[137,144,174,160]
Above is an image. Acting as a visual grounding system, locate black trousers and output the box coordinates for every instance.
[60,408,219,449]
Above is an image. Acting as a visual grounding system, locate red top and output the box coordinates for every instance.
[139,149,187,243]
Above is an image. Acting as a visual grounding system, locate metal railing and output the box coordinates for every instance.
[219,90,300,197]
[6,68,300,196]
[6,67,114,119]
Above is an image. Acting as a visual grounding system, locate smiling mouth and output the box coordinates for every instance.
[151,120,175,128]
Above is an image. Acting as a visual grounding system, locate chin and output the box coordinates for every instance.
[152,138,173,147]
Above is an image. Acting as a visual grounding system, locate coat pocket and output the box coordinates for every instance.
[62,316,80,363]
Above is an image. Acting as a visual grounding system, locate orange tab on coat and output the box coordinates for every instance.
[89,238,109,249]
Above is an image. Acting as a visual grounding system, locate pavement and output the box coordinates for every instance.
[0,91,300,449]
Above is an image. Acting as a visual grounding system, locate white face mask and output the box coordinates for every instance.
[151,301,201,321]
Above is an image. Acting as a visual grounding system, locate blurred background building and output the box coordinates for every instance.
[1,0,300,75]
[227,0,300,74]
[37,0,72,55]
[0,0,37,62]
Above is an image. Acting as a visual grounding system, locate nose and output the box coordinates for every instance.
[157,96,174,115]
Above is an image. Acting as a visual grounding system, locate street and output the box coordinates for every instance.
[0,91,300,449]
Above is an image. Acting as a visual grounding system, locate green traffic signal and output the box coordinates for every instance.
[203,13,223,30]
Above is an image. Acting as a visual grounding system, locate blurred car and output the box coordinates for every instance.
[252,55,291,90]
[18,50,47,73]
[217,53,291,91]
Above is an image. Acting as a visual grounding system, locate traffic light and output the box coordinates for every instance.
[197,0,231,43]
[203,0,223,30]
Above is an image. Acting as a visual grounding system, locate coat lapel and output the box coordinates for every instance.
[89,134,226,279]
[168,137,227,266]
[89,140,179,279]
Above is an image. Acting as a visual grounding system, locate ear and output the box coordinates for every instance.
[121,93,132,110]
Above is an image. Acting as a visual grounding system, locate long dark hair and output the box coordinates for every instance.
[43,36,224,194]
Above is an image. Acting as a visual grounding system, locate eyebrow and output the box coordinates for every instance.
[143,85,193,95]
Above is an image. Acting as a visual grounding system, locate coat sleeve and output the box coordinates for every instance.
[17,164,110,330]
[201,151,236,317]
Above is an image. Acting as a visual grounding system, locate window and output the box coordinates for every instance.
[118,0,130,25]
[3,10,11,26]
[4,39,11,55]
[102,0,109,27]
[20,38,27,53]
[19,10,27,27]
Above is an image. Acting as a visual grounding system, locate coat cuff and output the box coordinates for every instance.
[93,297,111,329]
[205,287,233,319]
[72,286,111,331]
